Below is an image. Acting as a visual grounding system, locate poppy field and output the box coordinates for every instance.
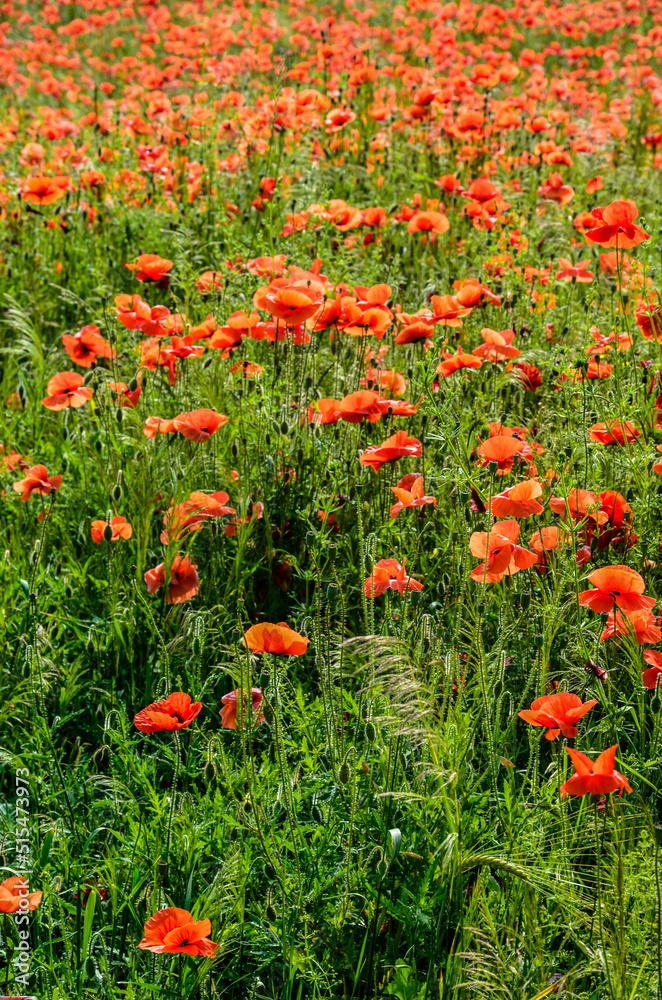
[4,0,662,996]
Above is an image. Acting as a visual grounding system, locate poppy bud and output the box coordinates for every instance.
[83,369,96,385]
[62,427,68,441]
[651,696,661,714]
[477,602,485,615]
[280,420,289,435]
[265,903,278,922]
[599,612,609,625]
[338,761,351,785]
[450,494,458,506]
[520,592,531,611]
[258,671,270,688]
[128,377,139,393]
[262,699,275,725]
[265,432,271,446]
[304,377,313,390]
[50,486,57,496]
[297,447,304,464]
[533,633,544,649]
[487,461,498,474]
[84,956,99,981]
[265,455,274,476]
[95,439,103,453]
[103,523,114,542]
[264,862,276,880]
[311,804,324,824]
[326,583,338,602]
[459,490,470,504]
[365,720,377,743]
[113,484,122,501]
[231,441,238,459]
[493,679,503,697]
[18,384,27,405]
[116,407,123,424]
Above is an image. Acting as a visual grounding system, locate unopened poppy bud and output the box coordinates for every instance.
[103,523,114,542]
[116,407,123,424]
[533,633,544,649]
[95,439,102,453]
[487,460,498,474]
[338,761,351,785]
[265,903,278,922]
[113,484,122,501]
[520,592,531,611]
[83,369,96,385]
[50,486,57,496]
[84,957,99,980]
[262,699,275,725]
[328,545,337,561]
[258,671,270,687]
[265,432,271,446]
[365,720,377,743]
[599,611,609,624]
[326,583,338,601]
[652,696,661,714]
[304,377,313,390]
[459,490,470,504]
[477,602,485,615]
[493,679,503,697]
[450,494,458,506]
[265,454,274,476]
[128,377,139,393]
[409,589,422,605]
[297,448,304,463]
[62,427,68,441]
[280,420,289,435]
[231,441,238,459]
[311,804,324,824]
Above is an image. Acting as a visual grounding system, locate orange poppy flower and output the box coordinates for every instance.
[0,877,43,913]
[220,688,264,729]
[654,444,662,476]
[555,258,593,283]
[109,379,142,408]
[518,692,597,740]
[325,107,356,132]
[529,526,570,554]
[173,409,228,442]
[436,351,483,378]
[134,692,202,733]
[578,565,655,615]
[20,175,70,205]
[635,301,662,342]
[13,464,62,501]
[144,416,177,439]
[407,211,449,236]
[361,369,407,397]
[600,608,662,644]
[584,200,649,249]
[42,372,93,410]
[364,557,423,597]
[513,362,543,390]
[489,479,543,518]
[549,488,606,524]
[160,491,236,543]
[462,178,499,202]
[560,745,632,798]
[138,907,218,956]
[537,172,574,205]
[588,420,640,445]
[643,650,662,689]
[144,554,199,604]
[476,435,525,475]
[125,253,173,283]
[429,295,472,327]
[395,312,435,345]
[62,324,115,368]
[472,328,521,362]
[195,270,224,294]
[91,516,132,544]
[359,430,422,473]
[254,277,324,325]
[390,476,436,519]
[469,519,537,582]
[242,622,309,656]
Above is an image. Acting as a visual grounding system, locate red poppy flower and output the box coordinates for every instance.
[518,692,597,740]
[584,200,649,249]
[254,277,324,325]
[537,172,574,205]
[145,555,200,604]
[643,650,662,689]
[513,362,542,390]
[138,907,218,956]
[144,416,177,439]
[361,369,407,397]
[600,609,662,644]
[42,372,93,410]
[473,328,521,362]
[91,516,132,544]
[529,526,570,554]
[390,476,436,519]
[109,379,142,408]
[242,622,309,655]
[490,479,543,518]
[364,558,423,597]
[436,351,483,378]
[588,421,640,445]
[160,491,236,543]
[560,745,632,798]
[555,258,593,283]
[0,877,43,913]
[195,270,225,294]
[476,435,525,475]
[13,464,62,501]
[173,409,228,442]
[62,324,115,368]
[220,688,264,729]
[359,430,422,473]
[125,253,173,283]
[134,692,202,733]
[578,565,655,615]
[407,211,449,236]
[20,175,70,205]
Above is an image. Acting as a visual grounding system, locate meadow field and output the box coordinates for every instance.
[2,0,662,996]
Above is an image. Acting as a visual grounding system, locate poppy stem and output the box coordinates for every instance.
[164,733,181,871]
[594,800,617,1000]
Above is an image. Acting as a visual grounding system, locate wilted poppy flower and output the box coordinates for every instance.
[469,520,537,582]
[173,409,228,442]
[62,324,115,367]
[600,608,662,644]
[243,622,309,655]
[588,421,640,445]
[364,558,423,597]
[578,565,655,615]
[134,692,202,733]
[125,253,173,283]
[584,201,649,249]
[145,554,199,604]
[390,476,436,519]
[643,650,662,689]
[359,430,422,473]
[42,372,93,410]
[0,877,43,913]
[13,464,62,501]
[518,692,597,740]
[220,688,264,729]
[138,907,218,956]
[490,479,543,518]
[560,745,632,798]
[91,516,132,544]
